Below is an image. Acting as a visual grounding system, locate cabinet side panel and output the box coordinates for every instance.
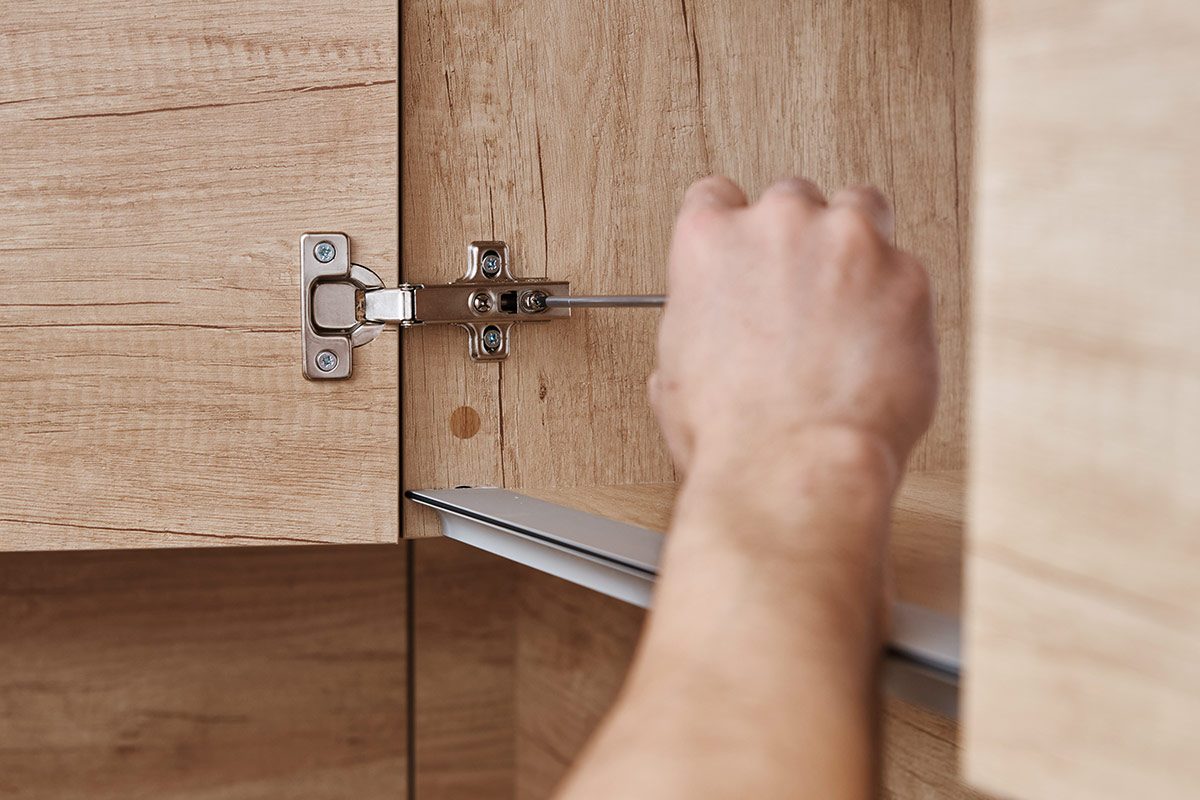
[400,1,509,538]
[965,1,1200,797]
[399,0,972,507]
[0,547,406,799]
[496,0,969,485]
[0,1,399,548]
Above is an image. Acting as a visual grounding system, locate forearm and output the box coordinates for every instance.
[558,429,896,800]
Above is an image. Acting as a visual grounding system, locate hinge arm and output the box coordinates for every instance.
[362,286,416,325]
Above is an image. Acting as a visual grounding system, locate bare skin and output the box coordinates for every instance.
[556,175,938,799]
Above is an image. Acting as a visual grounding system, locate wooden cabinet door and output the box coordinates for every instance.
[964,1,1200,798]
[0,2,398,549]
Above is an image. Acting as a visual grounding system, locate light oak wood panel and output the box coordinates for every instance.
[524,470,965,616]
[504,0,968,484]
[515,567,985,800]
[401,0,973,540]
[964,1,1200,798]
[0,1,398,549]
[412,538,517,800]
[401,0,514,538]
[882,699,991,800]
[0,546,406,799]
[515,565,645,800]
[487,0,691,495]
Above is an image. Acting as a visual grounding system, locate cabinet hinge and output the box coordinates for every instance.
[300,234,570,379]
[301,233,665,380]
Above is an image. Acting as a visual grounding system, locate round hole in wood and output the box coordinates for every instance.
[449,405,481,439]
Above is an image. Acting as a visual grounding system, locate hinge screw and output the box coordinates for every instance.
[315,349,339,372]
[481,326,503,354]
[313,241,337,264]
[471,292,493,313]
[519,290,548,313]
[481,251,502,278]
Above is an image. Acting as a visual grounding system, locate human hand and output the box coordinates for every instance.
[650,176,938,494]
[562,177,933,800]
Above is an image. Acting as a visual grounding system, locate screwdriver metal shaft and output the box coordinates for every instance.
[543,294,666,309]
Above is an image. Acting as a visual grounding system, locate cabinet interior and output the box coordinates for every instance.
[405,0,977,795]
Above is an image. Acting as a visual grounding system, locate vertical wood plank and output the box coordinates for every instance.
[491,0,695,490]
[882,700,991,800]
[515,567,645,800]
[412,539,517,800]
[401,0,512,537]
[965,1,1200,798]
[886,0,969,471]
[496,0,968,493]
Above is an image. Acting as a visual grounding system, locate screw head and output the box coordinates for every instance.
[519,290,548,313]
[315,349,339,372]
[481,326,503,354]
[313,241,336,264]
[480,251,502,278]
[471,292,493,313]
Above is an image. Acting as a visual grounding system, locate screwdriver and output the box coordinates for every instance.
[520,290,666,312]
[543,294,666,309]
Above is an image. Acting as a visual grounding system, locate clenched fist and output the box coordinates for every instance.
[651,176,938,495]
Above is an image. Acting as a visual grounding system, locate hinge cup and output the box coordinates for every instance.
[301,233,387,380]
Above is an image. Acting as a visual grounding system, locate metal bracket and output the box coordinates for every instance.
[301,234,570,380]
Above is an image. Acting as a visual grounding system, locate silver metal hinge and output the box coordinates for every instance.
[300,233,570,379]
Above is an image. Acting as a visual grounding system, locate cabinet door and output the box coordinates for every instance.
[0,2,398,549]
[965,1,1200,798]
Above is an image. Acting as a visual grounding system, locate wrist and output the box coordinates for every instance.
[660,426,897,637]
[677,424,898,549]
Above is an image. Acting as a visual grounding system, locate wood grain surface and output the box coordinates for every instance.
[0,1,399,549]
[0,546,407,799]
[964,1,1200,798]
[401,0,972,536]
[412,538,518,800]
